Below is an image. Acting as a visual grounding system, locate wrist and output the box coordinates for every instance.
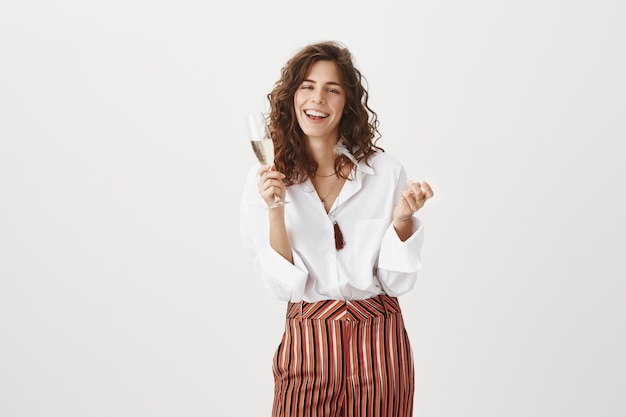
[393,215,413,242]
[268,205,285,219]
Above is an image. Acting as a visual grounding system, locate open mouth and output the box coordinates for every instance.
[305,109,329,120]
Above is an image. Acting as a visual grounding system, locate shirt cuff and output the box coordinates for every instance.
[378,217,424,273]
[255,245,308,302]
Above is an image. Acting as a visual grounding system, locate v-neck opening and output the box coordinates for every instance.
[298,161,371,216]
[322,178,347,214]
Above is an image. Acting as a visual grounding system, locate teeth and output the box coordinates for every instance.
[305,110,328,117]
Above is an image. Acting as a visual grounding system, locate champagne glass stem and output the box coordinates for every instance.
[270,193,284,208]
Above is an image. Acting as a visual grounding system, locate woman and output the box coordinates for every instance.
[240,41,434,417]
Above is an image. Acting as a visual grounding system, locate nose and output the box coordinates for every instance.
[312,90,325,104]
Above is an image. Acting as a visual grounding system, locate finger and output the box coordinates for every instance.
[261,171,286,181]
[420,181,434,199]
[406,180,424,199]
[257,170,285,187]
[260,177,284,191]
[402,190,419,212]
[406,179,418,192]
[260,178,283,191]
[257,164,272,176]
[258,165,285,177]
[259,183,285,204]
[411,184,425,200]
[262,188,283,200]
[406,184,428,209]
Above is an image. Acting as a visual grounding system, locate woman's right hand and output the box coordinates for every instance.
[257,165,287,208]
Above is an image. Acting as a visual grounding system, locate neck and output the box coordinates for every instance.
[306,135,338,173]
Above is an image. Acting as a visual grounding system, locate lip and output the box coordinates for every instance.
[303,109,329,123]
[305,108,328,114]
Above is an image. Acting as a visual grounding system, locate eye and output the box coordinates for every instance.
[301,84,314,90]
[328,88,341,94]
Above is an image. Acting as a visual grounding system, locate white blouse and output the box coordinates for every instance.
[239,151,424,302]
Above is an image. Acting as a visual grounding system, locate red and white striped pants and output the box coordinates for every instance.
[272,294,414,417]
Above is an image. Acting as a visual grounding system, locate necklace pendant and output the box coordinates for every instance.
[333,221,345,250]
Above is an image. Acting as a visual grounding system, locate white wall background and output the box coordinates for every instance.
[1,0,624,416]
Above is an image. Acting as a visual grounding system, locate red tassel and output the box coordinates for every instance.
[333,221,345,250]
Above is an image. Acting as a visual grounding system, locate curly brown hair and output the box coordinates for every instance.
[267,41,383,185]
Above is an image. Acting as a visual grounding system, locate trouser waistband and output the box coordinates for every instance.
[286,294,402,321]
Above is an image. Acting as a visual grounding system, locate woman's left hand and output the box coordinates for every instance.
[393,180,434,221]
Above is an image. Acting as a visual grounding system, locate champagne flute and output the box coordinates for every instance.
[246,113,288,208]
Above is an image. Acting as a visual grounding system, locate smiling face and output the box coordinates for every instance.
[294,60,346,144]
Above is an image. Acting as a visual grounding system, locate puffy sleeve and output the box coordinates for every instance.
[239,165,309,301]
[376,165,425,296]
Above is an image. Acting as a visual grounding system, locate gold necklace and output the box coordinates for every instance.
[315,162,347,178]
[313,176,341,208]
[315,171,337,177]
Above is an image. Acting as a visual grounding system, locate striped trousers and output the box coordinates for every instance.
[272,294,414,417]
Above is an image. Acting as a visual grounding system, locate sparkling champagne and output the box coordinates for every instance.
[246,112,288,207]
[250,138,275,165]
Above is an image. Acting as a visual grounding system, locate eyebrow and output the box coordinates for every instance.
[302,78,343,87]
